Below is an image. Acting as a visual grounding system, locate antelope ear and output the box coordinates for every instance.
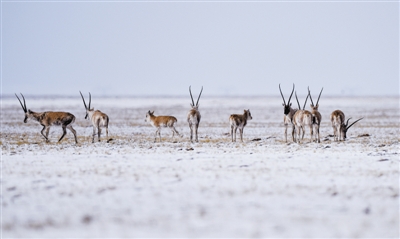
[282,103,285,106]
[151,111,154,114]
[28,109,32,113]
[289,103,292,106]
[310,104,313,107]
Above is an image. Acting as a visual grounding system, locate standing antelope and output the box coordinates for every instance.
[330,110,363,141]
[15,93,78,144]
[229,109,252,142]
[187,86,203,143]
[79,91,109,143]
[279,84,298,143]
[308,87,323,143]
[292,92,313,143]
[145,111,181,142]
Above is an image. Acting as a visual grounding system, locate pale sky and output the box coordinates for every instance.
[2,1,399,97]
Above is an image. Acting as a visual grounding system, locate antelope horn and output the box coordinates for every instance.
[346,117,364,130]
[345,117,352,127]
[79,91,87,109]
[316,87,323,106]
[278,84,286,105]
[88,92,92,109]
[189,86,195,106]
[302,93,309,110]
[196,86,203,106]
[295,91,301,110]
[15,93,27,113]
[308,86,314,106]
[287,83,295,104]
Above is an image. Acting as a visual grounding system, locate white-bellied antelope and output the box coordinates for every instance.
[79,91,109,143]
[292,92,313,143]
[279,84,298,143]
[229,109,252,142]
[145,111,181,142]
[308,87,323,143]
[330,110,363,141]
[15,93,78,144]
[187,86,203,143]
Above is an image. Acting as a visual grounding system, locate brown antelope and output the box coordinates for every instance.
[308,87,323,143]
[292,92,313,143]
[330,110,363,141]
[229,109,252,142]
[187,86,203,143]
[15,93,78,144]
[79,91,109,143]
[145,111,181,142]
[279,84,298,143]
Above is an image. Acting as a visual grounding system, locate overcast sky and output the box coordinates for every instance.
[2,1,399,97]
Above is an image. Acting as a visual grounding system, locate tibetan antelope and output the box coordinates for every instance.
[145,111,181,142]
[187,86,203,143]
[15,93,78,144]
[79,91,109,143]
[279,84,298,143]
[229,109,252,142]
[292,92,313,143]
[330,110,363,141]
[308,87,323,143]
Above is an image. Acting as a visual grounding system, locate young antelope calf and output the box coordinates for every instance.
[145,111,181,142]
[330,110,363,141]
[15,93,78,144]
[229,109,253,142]
[79,91,109,143]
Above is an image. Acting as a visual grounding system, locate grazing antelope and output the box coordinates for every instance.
[15,93,78,144]
[229,109,252,142]
[279,84,298,143]
[187,86,203,143]
[292,92,313,143]
[145,111,181,142]
[79,91,109,143]
[308,87,323,143]
[330,110,363,141]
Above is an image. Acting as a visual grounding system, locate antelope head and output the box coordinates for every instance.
[15,93,33,123]
[279,84,295,115]
[308,87,323,111]
[79,91,93,119]
[341,117,364,139]
[189,86,203,110]
[245,109,253,120]
[145,110,155,122]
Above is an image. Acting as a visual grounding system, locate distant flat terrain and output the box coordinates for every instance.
[1,95,399,237]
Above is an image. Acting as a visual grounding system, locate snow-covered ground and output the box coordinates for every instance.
[1,95,399,237]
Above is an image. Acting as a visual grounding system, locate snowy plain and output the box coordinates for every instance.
[1,95,399,238]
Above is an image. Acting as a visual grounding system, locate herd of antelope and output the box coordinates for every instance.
[14,84,363,144]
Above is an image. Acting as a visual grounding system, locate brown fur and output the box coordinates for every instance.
[331,110,346,141]
[293,109,313,143]
[145,111,181,142]
[25,110,78,144]
[229,109,252,142]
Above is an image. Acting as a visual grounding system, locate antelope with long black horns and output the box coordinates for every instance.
[187,86,203,143]
[79,91,109,143]
[330,110,363,141]
[292,91,313,143]
[15,93,78,144]
[279,84,298,143]
[308,87,323,143]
